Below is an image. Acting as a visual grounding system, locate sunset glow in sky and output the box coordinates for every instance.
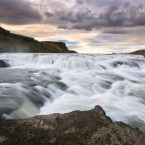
[0,0,145,53]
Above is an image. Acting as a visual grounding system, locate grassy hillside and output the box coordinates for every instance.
[0,27,77,53]
[41,41,77,53]
[131,49,145,55]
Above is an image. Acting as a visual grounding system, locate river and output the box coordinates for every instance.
[0,53,145,133]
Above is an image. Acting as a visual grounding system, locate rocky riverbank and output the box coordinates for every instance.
[0,106,145,145]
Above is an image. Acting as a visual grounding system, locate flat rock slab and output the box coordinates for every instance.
[0,106,145,145]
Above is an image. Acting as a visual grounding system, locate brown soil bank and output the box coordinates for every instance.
[0,106,145,145]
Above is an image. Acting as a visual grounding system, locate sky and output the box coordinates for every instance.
[0,0,145,53]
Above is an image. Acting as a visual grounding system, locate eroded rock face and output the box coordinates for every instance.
[0,106,145,145]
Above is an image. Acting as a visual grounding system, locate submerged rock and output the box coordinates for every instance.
[0,106,145,145]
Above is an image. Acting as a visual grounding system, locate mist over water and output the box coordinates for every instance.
[0,53,145,133]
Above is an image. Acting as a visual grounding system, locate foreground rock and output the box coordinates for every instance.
[0,106,145,145]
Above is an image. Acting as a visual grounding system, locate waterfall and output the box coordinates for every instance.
[0,53,145,133]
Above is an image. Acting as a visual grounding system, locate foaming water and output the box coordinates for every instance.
[0,53,145,133]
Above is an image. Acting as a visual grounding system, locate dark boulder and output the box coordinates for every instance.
[0,106,145,145]
[0,60,9,68]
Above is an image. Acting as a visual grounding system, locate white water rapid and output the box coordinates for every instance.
[0,53,145,133]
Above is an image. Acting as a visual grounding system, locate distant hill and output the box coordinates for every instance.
[0,27,77,53]
[131,49,145,55]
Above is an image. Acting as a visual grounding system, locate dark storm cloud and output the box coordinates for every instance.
[1,0,145,31]
[84,0,122,7]
[75,0,84,5]
[0,0,42,25]
[43,1,145,31]
[73,4,144,30]
[102,29,127,34]
[45,12,54,18]
[103,26,145,35]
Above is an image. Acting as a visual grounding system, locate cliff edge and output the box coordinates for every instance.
[0,27,77,53]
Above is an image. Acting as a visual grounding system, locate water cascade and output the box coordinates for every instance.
[0,53,145,133]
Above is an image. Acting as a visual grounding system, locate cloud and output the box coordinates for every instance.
[102,29,127,34]
[0,0,42,25]
[75,0,84,5]
[57,39,79,45]
[1,0,145,30]
[45,12,54,18]
[42,1,145,31]
[75,3,145,30]
[1,0,145,53]
[84,0,122,8]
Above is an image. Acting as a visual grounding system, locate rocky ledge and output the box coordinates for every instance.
[0,106,145,145]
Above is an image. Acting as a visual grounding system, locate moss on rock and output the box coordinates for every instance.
[0,106,145,145]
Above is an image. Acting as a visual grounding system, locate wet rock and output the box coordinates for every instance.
[0,60,9,68]
[0,106,145,145]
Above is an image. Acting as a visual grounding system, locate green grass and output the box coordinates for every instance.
[42,42,69,53]
[49,44,63,53]
[0,32,74,53]
[0,34,51,53]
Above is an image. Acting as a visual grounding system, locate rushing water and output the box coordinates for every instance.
[0,53,145,133]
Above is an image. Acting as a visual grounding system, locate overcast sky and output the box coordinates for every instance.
[0,0,145,53]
